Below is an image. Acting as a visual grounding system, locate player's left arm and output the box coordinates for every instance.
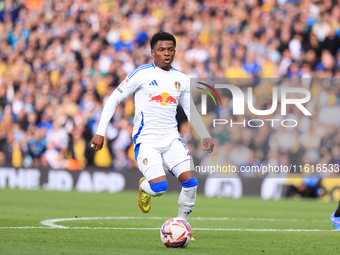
[179,80,214,153]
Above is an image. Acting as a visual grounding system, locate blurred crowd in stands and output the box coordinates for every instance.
[0,0,339,174]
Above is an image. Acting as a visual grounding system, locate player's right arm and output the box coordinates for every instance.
[90,75,140,151]
[179,78,214,153]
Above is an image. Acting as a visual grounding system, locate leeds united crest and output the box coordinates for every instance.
[174,81,181,90]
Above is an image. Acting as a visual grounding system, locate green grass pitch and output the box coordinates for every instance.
[0,188,339,254]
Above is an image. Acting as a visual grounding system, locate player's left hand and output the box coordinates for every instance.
[203,138,214,153]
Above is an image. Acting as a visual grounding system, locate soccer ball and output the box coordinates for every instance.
[160,217,192,248]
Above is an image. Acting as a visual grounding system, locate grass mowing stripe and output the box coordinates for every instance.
[0,226,337,231]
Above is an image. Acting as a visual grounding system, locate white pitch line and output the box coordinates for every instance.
[191,217,328,222]
[0,226,337,232]
[40,216,328,229]
[0,217,332,231]
[0,227,49,229]
[35,216,334,232]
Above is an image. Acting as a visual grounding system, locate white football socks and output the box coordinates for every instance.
[177,186,197,221]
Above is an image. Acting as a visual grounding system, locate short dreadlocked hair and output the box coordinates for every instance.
[150,32,176,49]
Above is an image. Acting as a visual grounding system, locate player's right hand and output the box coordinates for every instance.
[90,134,104,151]
[203,138,214,153]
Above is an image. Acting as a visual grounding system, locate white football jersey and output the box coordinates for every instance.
[117,62,191,149]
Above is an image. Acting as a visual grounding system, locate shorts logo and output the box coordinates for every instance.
[174,81,181,90]
[143,158,148,165]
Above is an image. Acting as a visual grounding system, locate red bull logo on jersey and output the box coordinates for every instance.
[149,93,178,106]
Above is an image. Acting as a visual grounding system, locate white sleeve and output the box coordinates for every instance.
[179,80,211,139]
[96,75,140,136]
[95,89,124,136]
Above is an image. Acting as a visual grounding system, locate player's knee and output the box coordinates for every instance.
[180,177,198,188]
[150,180,168,196]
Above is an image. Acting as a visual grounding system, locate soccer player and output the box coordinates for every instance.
[330,203,340,230]
[90,32,213,222]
